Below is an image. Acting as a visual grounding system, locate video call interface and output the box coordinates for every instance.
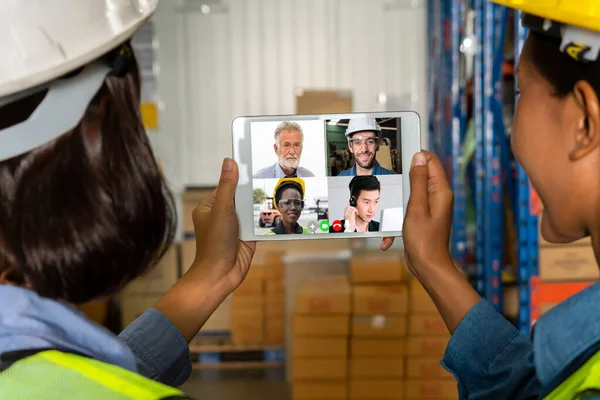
[251,116,404,236]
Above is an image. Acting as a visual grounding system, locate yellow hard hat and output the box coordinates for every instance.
[272,177,306,210]
[490,0,600,62]
[490,0,600,33]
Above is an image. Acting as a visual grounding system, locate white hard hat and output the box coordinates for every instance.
[0,0,158,163]
[345,117,382,138]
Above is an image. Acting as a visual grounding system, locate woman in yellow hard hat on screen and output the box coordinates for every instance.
[391,1,600,399]
[0,1,255,398]
[264,177,313,235]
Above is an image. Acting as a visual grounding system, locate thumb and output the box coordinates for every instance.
[213,158,239,217]
[407,152,430,217]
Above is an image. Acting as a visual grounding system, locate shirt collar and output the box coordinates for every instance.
[275,163,297,178]
[0,285,137,373]
[533,281,600,388]
[352,161,381,176]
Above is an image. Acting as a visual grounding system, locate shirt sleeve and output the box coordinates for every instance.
[441,299,542,399]
[118,308,191,387]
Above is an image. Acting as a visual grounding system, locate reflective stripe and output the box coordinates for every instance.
[39,350,182,399]
[544,350,600,399]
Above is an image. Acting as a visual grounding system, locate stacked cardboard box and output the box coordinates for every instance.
[406,279,457,400]
[230,265,265,344]
[291,276,351,400]
[260,247,286,345]
[348,252,407,400]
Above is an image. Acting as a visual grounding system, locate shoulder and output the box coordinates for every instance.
[263,230,276,235]
[301,226,314,234]
[337,169,353,176]
[371,221,381,231]
[253,164,275,178]
[297,167,315,177]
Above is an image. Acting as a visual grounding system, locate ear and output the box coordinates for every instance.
[569,80,600,161]
[348,142,354,154]
[273,143,278,155]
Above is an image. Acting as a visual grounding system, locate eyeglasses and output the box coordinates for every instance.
[279,199,304,209]
[349,137,379,148]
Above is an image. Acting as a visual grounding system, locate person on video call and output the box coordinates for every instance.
[330,176,381,233]
[253,122,315,178]
[338,117,396,176]
[264,178,313,235]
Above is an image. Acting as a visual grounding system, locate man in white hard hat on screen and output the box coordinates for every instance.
[337,117,396,176]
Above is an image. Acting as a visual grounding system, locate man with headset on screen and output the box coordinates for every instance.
[253,122,315,178]
[330,176,381,233]
[338,117,396,176]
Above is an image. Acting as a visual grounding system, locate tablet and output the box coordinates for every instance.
[232,111,421,241]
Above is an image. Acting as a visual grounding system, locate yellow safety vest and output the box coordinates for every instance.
[0,349,194,400]
[544,350,600,399]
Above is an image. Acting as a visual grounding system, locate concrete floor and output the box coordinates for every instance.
[180,368,290,400]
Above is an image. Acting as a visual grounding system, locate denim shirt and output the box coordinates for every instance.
[0,285,191,387]
[442,281,600,399]
[338,161,396,176]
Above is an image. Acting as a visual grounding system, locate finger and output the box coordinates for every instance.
[420,152,453,219]
[212,158,240,217]
[192,189,217,230]
[407,152,430,217]
[380,237,395,251]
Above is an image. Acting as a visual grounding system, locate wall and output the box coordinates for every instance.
[152,0,428,189]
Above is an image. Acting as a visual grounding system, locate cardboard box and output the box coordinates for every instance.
[292,338,348,358]
[406,337,450,357]
[121,293,163,327]
[291,358,348,380]
[349,380,404,399]
[406,357,454,379]
[409,315,448,336]
[295,89,353,114]
[529,277,596,323]
[539,246,598,281]
[349,358,404,378]
[295,276,351,314]
[351,315,407,337]
[350,252,407,284]
[405,379,458,399]
[352,285,409,315]
[292,381,348,399]
[231,294,264,313]
[231,309,264,344]
[265,316,285,344]
[265,295,285,318]
[292,315,350,337]
[350,338,405,357]
[265,279,285,295]
[409,282,438,314]
[122,245,179,294]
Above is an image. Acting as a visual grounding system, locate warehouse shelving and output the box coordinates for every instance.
[427,1,538,329]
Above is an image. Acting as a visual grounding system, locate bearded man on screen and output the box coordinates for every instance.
[253,121,316,178]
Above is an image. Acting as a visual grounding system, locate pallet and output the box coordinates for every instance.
[189,342,285,370]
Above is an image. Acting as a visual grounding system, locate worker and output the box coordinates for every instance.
[253,121,316,178]
[0,1,256,398]
[330,176,381,233]
[264,178,313,235]
[381,1,600,398]
[337,117,396,176]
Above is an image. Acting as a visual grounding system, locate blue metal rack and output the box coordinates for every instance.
[427,1,539,325]
[428,0,467,271]
[514,11,539,335]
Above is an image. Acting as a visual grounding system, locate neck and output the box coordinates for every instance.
[356,218,369,232]
[355,163,374,176]
[283,220,297,233]
[280,165,296,176]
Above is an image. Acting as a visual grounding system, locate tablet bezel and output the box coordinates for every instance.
[232,111,422,242]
